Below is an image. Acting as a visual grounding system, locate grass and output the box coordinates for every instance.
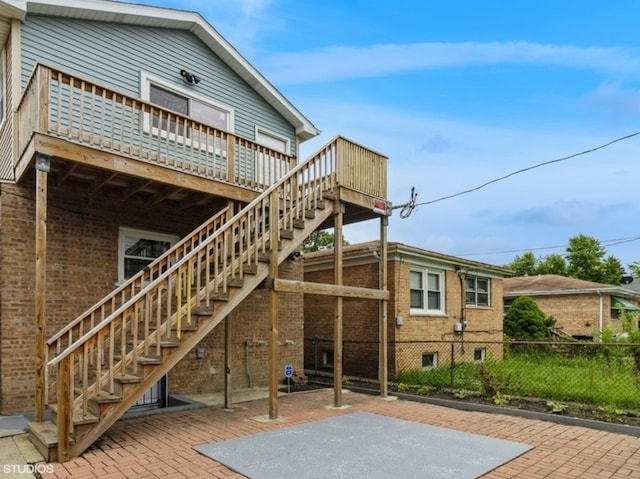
[393,352,640,411]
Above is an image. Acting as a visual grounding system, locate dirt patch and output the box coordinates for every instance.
[305,375,640,428]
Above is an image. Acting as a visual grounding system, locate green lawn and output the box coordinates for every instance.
[393,352,640,410]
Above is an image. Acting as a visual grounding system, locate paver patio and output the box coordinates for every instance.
[38,389,640,478]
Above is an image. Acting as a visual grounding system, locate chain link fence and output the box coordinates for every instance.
[304,338,640,411]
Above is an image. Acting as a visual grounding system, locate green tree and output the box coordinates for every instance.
[601,255,625,285]
[303,230,349,253]
[536,254,567,276]
[628,261,640,280]
[504,296,555,340]
[566,234,605,282]
[507,251,537,276]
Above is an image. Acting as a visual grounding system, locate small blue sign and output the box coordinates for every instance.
[284,364,294,378]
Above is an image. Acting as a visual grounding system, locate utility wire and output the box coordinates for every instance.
[394,130,640,216]
[455,235,640,259]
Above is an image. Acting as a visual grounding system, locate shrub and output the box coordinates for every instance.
[504,296,555,340]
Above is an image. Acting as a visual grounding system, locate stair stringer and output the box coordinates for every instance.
[69,203,334,458]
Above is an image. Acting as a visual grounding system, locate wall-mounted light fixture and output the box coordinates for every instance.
[288,251,303,261]
[180,69,201,85]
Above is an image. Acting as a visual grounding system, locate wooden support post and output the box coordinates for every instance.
[35,155,50,422]
[57,356,71,463]
[379,216,389,397]
[333,199,344,407]
[268,193,280,419]
[224,314,233,409]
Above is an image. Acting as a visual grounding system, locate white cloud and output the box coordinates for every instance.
[264,42,640,84]
[585,81,640,115]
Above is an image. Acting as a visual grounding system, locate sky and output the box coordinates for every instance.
[136,0,640,271]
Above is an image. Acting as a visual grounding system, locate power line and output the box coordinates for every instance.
[455,235,640,259]
[394,130,640,215]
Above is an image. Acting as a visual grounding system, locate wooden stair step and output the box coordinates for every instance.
[280,229,294,240]
[28,420,61,462]
[293,218,305,229]
[243,262,258,275]
[305,209,316,219]
[172,320,199,330]
[227,277,243,288]
[49,404,99,426]
[135,356,162,365]
[92,392,122,404]
[114,374,143,384]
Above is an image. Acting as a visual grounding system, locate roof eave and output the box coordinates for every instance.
[21,0,320,141]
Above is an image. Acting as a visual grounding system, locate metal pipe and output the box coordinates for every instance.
[245,340,253,389]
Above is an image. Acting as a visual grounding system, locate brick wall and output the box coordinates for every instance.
[0,178,304,413]
[304,256,504,379]
[169,260,304,394]
[525,293,619,337]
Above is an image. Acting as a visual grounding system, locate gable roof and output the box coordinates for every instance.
[504,274,640,299]
[304,240,512,277]
[1,0,320,141]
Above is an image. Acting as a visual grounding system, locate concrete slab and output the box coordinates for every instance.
[0,416,28,438]
[194,411,532,479]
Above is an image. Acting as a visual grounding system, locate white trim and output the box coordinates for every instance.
[410,267,445,315]
[140,71,234,130]
[118,227,179,284]
[0,46,6,131]
[255,126,290,153]
[140,71,233,155]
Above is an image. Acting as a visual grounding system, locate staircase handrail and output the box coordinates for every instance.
[46,206,231,350]
[46,136,340,367]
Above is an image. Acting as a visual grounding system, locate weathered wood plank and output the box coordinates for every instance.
[273,279,389,300]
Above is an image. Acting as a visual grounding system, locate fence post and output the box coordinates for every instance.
[450,343,455,388]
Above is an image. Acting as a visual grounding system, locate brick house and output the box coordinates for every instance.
[503,275,640,339]
[0,1,389,460]
[303,241,511,379]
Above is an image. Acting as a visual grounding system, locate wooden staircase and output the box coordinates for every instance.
[28,138,344,462]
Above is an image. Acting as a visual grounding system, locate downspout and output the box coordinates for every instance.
[245,340,253,389]
[597,290,603,339]
[457,269,467,354]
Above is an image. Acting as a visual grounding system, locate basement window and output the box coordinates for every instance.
[422,352,438,370]
[474,348,486,363]
[118,227,178,283]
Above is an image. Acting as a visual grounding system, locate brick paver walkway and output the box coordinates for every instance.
[40,389,640,478]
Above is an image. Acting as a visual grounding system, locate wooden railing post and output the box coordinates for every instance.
[268,191,280,419]
[57,355,72,462]
[227,133,236,184]
[37,65,50,133]
[333,198,344,407]
[35,154,50,422]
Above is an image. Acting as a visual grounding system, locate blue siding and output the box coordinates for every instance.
[20,15,297,155]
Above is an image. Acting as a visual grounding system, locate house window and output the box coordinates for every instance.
[322,350,334,369]
[254,127,291,185]
[466,276,490,307]
[474,348,486,362]
[410,269,444,314]
[422,352,438,369]
[141,72,233,137]
[118,228,178,283]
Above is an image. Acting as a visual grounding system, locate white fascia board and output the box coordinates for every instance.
[0,0,26,20]
[25,0,320,142]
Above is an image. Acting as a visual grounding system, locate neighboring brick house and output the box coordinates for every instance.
[0,1,389,461]
[503,275,640,339]
[304,241,511,379]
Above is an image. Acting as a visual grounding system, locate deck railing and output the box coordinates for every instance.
[16,64,297,190]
